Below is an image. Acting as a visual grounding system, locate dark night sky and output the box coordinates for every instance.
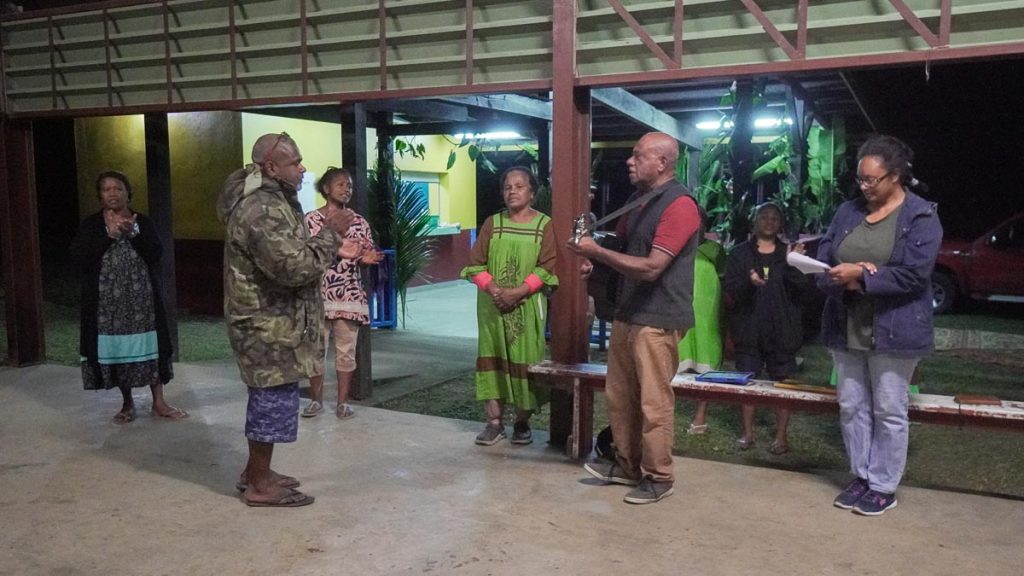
[849,58,1024,239]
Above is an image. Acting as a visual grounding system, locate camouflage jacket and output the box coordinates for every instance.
[217,166,341,388]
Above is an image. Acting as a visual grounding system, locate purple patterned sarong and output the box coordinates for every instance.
[245,382,299,443]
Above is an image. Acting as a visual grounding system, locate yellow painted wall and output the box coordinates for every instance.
[369,131,477,229]
[241,112,343,204]
[74,114,470,241]
[75,115,148,217]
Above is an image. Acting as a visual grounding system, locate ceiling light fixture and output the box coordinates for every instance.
[452,131,523,140]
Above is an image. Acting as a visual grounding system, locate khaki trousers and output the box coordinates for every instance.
[606,321,682,483]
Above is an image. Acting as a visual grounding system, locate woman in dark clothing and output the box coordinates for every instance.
[71,171,187,424]
[723,202,806,454]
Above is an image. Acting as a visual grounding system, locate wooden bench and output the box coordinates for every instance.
[528,360,1024,460]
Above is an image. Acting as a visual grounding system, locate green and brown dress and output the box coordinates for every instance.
[461,211,558,411]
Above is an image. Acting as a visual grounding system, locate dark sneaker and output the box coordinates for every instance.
[511,421,533,445]
[852,489,898,516]
[833,478,870,509]
[623,477,674,504]
[583,461,640,486]
[474,423,506,446]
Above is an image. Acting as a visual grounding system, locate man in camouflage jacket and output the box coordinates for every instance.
[217,132,352,507]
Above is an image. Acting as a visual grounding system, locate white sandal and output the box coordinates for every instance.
[336,403,355,420]
[301,400,323,418]
[687,423,708,435]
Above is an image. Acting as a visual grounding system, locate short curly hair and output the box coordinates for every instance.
[95,170,132,201]
[316,167,352,199]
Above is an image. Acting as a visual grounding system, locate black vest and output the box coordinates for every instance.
[614,179,699,331]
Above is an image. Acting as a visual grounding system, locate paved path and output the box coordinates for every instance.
[1,362,1022,576]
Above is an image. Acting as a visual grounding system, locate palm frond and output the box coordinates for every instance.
[366,164,437,327]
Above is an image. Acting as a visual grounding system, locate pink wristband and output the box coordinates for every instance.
[524,273,544,293]
[472,271,494,291]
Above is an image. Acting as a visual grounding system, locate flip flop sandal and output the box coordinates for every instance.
[235,475,301,492]
[301,400,323,418]
[112,408,136,425]
[735,437,755,451]
[687,423,708,435]
[244,489,315,508]
[336,403,354,420]
[768,441,790,455]
[151,407,189,420]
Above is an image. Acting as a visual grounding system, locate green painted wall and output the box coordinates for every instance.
[169,111,241,240]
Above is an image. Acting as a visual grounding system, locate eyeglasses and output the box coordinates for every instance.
[265,132,291,161]
[855,172,891,189]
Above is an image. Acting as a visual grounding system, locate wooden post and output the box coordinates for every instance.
[341,102,373,401]
[0,119,45,366]
[549,0,592,450]
[144,113,179,360]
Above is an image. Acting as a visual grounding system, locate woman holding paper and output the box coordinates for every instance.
[817,135,942,516]
[723,202,807,454]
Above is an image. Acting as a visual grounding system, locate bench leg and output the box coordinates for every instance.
[568,378,595,461]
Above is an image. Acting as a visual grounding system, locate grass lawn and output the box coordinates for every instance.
[381,341,1024,498]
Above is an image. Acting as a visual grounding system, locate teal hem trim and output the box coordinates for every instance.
[97,331,159,364]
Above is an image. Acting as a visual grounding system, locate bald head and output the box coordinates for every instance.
[252,132,306,189]
[627,132,680,191]
[639,132,679,165]
[252,133,298,166]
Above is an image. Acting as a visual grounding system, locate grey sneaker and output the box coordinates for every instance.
[833,477,870,509]
[511,421,533,445]
[583,461,640,486]
[623,477,674,504]
[475,422,506,446]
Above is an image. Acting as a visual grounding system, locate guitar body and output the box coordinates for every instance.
[587,232,622,322]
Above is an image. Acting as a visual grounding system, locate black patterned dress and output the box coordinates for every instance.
[72,211,173,391]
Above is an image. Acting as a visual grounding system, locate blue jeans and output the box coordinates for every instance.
[832,350,920,493]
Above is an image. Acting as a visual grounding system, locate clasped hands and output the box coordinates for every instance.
[104,210,136,239]
[337,238,383,265]
[486,282,529,314]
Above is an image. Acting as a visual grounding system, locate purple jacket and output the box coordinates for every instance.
[816,190,942,356]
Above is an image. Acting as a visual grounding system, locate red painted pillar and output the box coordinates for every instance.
[0,119,46,365]
[548,0,591,447]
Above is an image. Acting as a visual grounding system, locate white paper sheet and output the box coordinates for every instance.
[786,251,832,274]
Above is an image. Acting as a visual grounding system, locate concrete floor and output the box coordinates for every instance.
[2,360,1022,576]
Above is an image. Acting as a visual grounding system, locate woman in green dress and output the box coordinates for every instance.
[678,237,726,434]
[461,166,558,446]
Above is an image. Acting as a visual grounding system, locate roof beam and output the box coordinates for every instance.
[437,94,552,121]
[366,98,470,122]
[592,87,701,149]
[378,120,547,137]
